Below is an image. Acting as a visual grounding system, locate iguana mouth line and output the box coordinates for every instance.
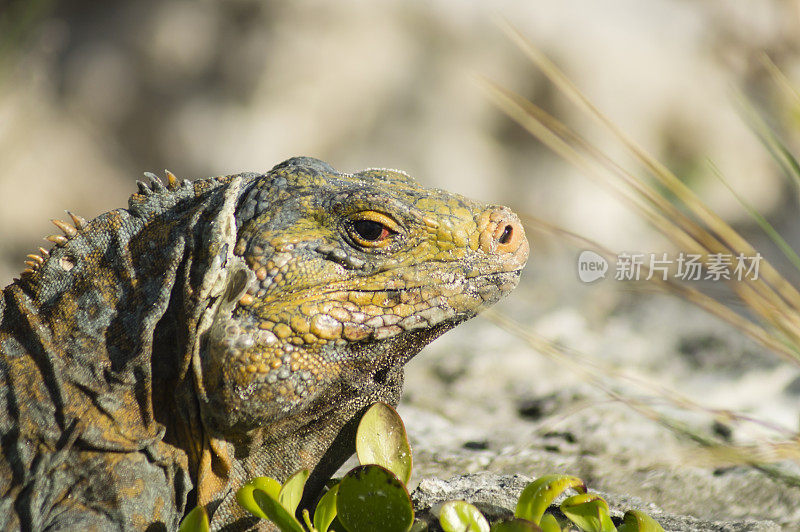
[320,270,522,295]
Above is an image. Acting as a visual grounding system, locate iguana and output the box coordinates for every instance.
[0,156,528,530]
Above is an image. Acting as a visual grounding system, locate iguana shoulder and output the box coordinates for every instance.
[0,157,528,530]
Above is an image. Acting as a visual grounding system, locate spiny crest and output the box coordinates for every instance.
[128,169,205,221]
[20,211,86,277]
[136,169,189,196]
[19,169,190,278]
[21,248,49,276]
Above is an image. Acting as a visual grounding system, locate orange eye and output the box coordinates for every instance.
[348,211,399,247]
[353,219,390,242]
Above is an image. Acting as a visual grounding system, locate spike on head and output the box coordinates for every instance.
[149,175,166,192]
[165,170,179,190]
[51,219,77,238]
[26,254,44,265]
[137,181,153,195]
[66,211,87,230]
[46,234,69,246]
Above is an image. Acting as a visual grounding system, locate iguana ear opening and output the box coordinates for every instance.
[192,260,253,404]
[221,266,250,305]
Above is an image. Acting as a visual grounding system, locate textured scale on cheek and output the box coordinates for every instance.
[213,315,332,407]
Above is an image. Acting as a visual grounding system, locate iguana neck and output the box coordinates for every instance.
[5,174,240,452]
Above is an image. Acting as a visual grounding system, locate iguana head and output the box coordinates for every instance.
[191,156,527,523]
[202,156,528,433]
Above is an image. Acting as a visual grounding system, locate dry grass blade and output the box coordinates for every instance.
[501,22,800,320]
[522,210,799,360]
[762,53,800,118]
[733,88,800,191]
[707,160,800,273]
[487,79,800,365]
[482,81,718,257]
[491,25,800,368]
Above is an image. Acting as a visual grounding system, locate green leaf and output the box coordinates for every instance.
[409,522,429,532]
[178,505,210,532]
[560,493,615,532]
[313,483,339,532]
[235,476,282,519]
[439,500,490,532]
[336,464,414,532]
[490,518,543,532]
[356,402,413,485]
[515,475,586,524]
[252,488,306,532]
[538,513,561,532]
[329,515,346,530]
[279,469,310,515]
[617,510,666,532]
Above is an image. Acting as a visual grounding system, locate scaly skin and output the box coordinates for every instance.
[0,157,528,530]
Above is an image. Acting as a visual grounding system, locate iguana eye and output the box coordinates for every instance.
[353,220,388,241]
[348,211,399,247]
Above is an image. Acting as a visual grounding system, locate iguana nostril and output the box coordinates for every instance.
[479,208,527,258]
[499,225,513,244]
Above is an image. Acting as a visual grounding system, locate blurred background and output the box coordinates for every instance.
[3,0,800,525]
